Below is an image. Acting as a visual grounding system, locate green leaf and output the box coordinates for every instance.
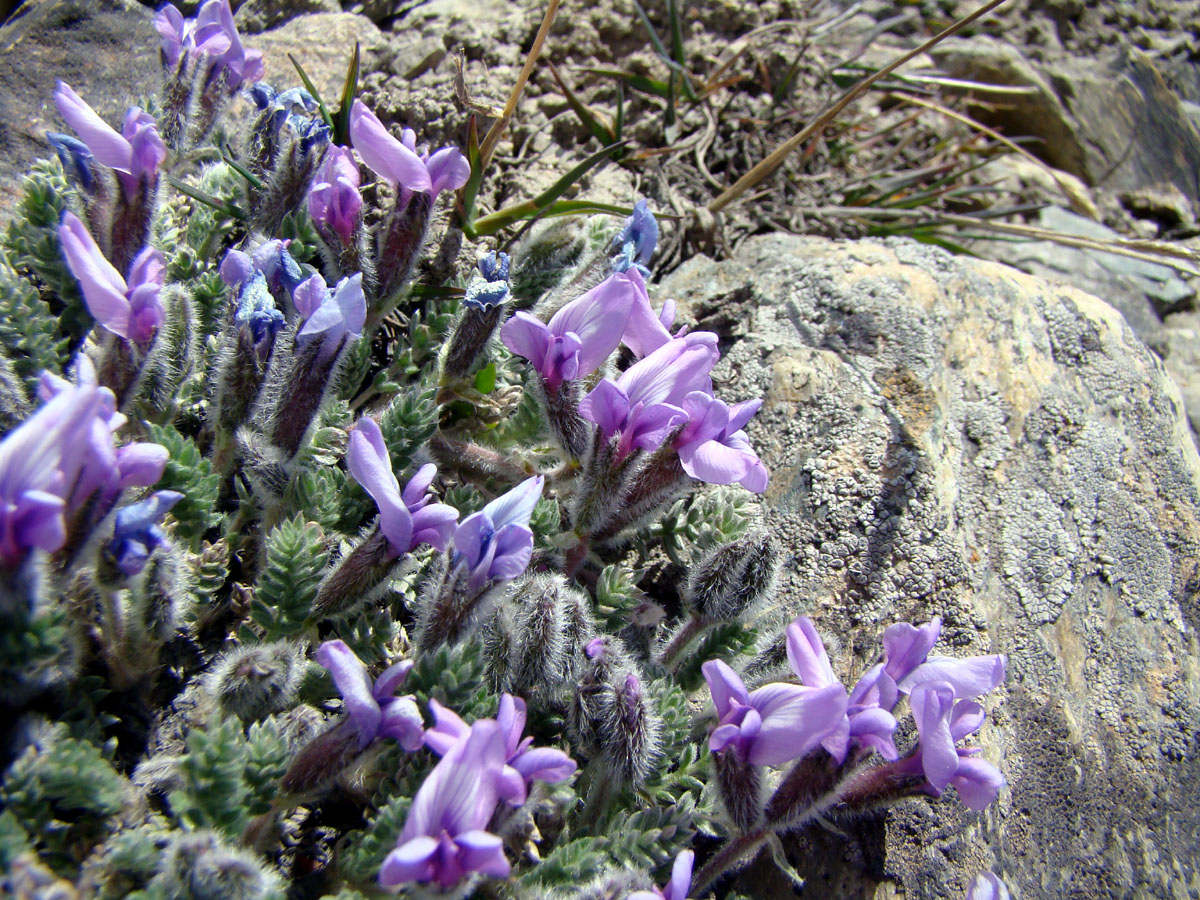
[673,621,759,692]
[145,423,224,548]
[471,141,628,236]
[0,254,65,392]
[379,386,439,476]
[253,515,329,641]
[168,716,249,836]
[473,361,496,394]
[333,43,361,147]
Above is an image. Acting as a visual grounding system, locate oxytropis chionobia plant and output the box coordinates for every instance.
[0,3,1010,899]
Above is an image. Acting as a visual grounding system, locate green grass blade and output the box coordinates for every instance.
[332,42,360,147]
[289,54,333,131]
[548,62,616,148]
[166,175,247,220]
[582,67,672,99]
[459,115,484,236]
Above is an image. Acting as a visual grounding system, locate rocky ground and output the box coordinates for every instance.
[2,0,1200,898]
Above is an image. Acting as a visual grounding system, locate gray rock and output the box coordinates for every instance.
[661,234,1200,900]
[969,205,1196,354]
[0,0,160,227]
[251,13,385,102]
[1163,310,1200,441]
[932,37,1200,206]
[233,0,341,34]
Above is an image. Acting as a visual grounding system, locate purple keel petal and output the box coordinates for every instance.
[379,836,438,886]
[950,757,1005,811]
[454,829,511,879]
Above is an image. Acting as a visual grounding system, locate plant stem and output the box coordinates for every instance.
[658,615,704,669]
[692,829,769,895]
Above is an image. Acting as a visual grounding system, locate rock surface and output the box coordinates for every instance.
[661,234,1200,900]
[932,36,1200,206]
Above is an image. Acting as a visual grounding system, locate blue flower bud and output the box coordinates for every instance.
[109,490,183,576]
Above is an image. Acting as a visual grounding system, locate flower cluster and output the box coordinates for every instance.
[0,359,167,569]
[0,7,1016,900]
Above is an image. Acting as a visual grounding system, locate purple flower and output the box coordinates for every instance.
[611,198,658,276]
[452,476,543,592]
[155,0,263,89]
[315,640,425,751]
[702,659,848,766]
[785,617,852,762]
[425,694,576,803]
[897,651,1007,701]
[59,211,165,344]
[621,285,677,360]
[233,274,285,347]
[46,133,97,191]
[296,273,367,357]
[37,362,131,510]
[379,719,521,889]
[54,82,166,200]
[579,333,720,460]
[966,872,1011,900]
[629,849,694,900]
[0,370,110,566]
[345,418,458,557]
[501,271,643,390]
[349,100,469,199]
[292,274,326,321]
[308,144,362,247]
[463,251,511,310]
[674,392,768,492]
[903,682,1005,810]
[844,617,943,722]
[108,490,182,575]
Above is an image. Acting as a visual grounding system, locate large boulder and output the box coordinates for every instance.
[661,234,1200,899]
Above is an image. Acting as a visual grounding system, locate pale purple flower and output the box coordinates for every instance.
[379,719,521,889]
[54,82,166,199]
[345,418,458,557]
[785,617,852,762]
[843,617,944,724]
[292,274,327,321]
[38,362,133,510]
[501,271,644,390]
[349,100,469,198]
[702,659,848,766]
[903,682,1005,811]
[109,490,182,576]
[155,1,263,89]
[579,333,720,460]
[674,392,768,492]
[59,211,165,344]
[425,694,576,803]
[308,144,362,247]
[0,372,109,566]
[296,273,367,357]
[966,872,1011,900]
[897,651,1007,700]
[611,198,659,277]
[621,284,677,359]
[628,849,694,900]
[315,640,424,751]
[452,476,543,592]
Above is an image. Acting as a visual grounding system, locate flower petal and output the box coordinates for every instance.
[315,640,381,749]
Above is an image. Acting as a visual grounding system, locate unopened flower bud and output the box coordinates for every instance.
[205,640,303,722]
[597,671,660,788]
[278,717,362,797]
[713,746,763,832]
[686,529,781,623]
[312,529,395,621]
[154,831,279,900]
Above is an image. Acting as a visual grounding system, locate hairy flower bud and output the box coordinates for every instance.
[205,640,303,721]
[153,831,279,900]
[312,529,395,621]
[685,529,782,623]
[764,746,842,829]
[596,671,660,788]
[713,746,763,832]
